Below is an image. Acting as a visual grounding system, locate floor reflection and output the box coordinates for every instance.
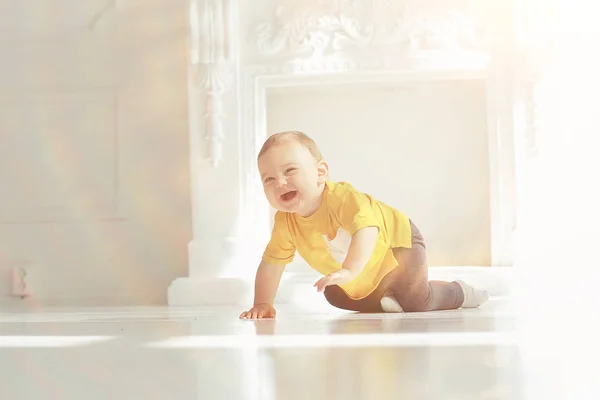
[0,299,522,400]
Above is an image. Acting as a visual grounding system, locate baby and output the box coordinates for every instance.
[240,131,489,319]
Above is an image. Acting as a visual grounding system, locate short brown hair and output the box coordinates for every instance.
[257,131,324,162]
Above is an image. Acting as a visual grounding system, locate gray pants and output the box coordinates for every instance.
[323,220,464,312]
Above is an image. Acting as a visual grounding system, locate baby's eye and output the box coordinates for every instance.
[264,177,275,184]
[285,167,297,174]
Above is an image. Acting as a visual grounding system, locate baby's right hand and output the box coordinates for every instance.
[239,303,276,320]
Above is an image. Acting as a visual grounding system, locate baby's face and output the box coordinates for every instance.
[258,140,327,216]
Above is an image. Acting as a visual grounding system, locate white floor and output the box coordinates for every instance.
[0,296,592,400]
[0,297,514,400]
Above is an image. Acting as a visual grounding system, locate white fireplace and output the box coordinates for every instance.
[168,0,526,306]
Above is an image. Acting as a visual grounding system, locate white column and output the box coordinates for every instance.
[168,0,253,306]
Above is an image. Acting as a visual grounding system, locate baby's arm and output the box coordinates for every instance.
[240,260,286,319]
[314,226,379,292]
[342,226,379,276]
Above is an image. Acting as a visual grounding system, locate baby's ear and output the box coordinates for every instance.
[317,160,329,183]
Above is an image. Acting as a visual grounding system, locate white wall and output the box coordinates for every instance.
[267,80,491,266]
[0,1,191,307]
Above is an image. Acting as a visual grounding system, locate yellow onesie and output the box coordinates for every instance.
[262,181,413,299]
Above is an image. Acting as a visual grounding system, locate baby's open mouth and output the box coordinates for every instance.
[280,190,298,202]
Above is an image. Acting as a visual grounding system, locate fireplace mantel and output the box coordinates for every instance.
[168,0,536,306]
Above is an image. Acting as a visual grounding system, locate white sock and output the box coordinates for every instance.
[456,280,489,308]
[380,291,404,313]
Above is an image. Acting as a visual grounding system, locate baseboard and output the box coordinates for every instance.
[167,277,254,307]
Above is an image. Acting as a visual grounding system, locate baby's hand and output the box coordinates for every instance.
[314,269,356,292]
[239,303,276,320]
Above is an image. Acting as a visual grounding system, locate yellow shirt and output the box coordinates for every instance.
[262,181,413,299]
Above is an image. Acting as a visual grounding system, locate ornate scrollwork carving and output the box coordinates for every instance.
[190,0,234,168]
[254,1,486,64]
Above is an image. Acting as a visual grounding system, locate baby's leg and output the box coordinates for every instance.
[387,221,488,312]
[388,242,464,312]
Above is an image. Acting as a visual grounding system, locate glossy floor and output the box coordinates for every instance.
[0,298,590,400]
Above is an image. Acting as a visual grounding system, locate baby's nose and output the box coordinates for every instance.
[276,177,287,187]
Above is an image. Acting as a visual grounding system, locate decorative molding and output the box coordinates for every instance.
[521,72,540,158]
[194,63,233,168]
[514,0,557,158]
[254,1,488,66]
[255,5,372,57]
[189,0,235,168]
[519,50,555,159]
[525,56,556,158]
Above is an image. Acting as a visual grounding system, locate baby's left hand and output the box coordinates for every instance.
[314,269,356,292]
